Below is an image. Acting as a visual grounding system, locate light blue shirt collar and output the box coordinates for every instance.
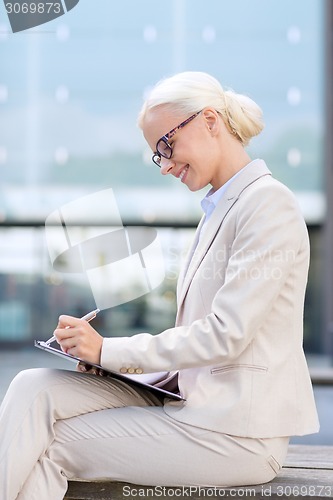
[200,167,244,221]
[200,160,257,230]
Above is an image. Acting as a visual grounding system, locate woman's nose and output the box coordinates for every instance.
[159,157,176,175]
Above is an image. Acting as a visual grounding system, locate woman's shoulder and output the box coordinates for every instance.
[241,169,299,205]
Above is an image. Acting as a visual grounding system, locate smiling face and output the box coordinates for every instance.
[143,105,228,191]
[142,105,249,192]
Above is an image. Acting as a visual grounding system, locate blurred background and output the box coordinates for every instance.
[0,0,332,444]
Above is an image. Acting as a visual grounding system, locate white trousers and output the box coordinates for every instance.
[0,368,289,500]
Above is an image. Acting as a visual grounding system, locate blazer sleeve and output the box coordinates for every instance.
[101,180,309,374]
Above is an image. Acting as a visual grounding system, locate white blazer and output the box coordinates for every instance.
[102,159,319,438]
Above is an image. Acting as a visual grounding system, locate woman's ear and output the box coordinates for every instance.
[202,108,220,135]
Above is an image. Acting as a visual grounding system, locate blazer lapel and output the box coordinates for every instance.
[177,195,237,308]
[177,160,272,310]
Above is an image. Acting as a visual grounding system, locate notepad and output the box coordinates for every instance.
[34,340,183,401]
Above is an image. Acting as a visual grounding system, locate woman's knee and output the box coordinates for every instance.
[11,368,51,389]
[8,368,42,393]
[7,368,67,403]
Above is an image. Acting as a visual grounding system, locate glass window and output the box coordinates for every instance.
[0,0,324,223]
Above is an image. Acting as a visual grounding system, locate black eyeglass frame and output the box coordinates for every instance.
[152,111,201,167]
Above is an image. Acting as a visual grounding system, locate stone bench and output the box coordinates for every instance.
[65,444,333,499]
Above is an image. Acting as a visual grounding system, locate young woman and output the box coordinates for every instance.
[0,72,319,499]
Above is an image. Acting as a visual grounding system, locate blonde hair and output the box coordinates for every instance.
[138,71,264,146]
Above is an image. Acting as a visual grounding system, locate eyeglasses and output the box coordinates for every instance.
[152,111,201,167]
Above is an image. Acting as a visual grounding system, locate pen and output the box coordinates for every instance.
[44,308,100,346]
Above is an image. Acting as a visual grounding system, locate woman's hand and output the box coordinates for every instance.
[76,361,108,376]
[53,315,103,365]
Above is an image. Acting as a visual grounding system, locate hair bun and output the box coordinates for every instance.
[222,90,264,146]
